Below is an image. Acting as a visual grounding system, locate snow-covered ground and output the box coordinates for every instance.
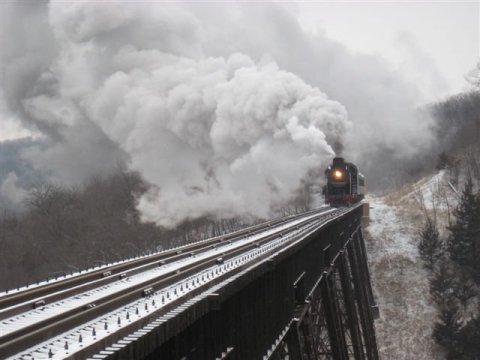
[364,171,457,360]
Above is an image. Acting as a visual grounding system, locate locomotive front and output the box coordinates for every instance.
[323,157,365,206]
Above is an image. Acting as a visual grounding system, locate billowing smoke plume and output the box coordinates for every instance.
[0,1,126,188]
[1,1,437,225]
[182,3,437,188]
[71,50,348,225]
[1,1,349,226]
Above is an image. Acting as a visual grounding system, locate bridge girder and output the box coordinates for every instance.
[93,205,379,360]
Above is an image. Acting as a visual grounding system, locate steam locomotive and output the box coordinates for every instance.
[323,157,366,206]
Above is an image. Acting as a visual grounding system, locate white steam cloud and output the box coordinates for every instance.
[2,1,349,226]
[1,1,437,225]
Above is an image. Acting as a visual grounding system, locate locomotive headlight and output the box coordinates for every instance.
[334,170,343,179]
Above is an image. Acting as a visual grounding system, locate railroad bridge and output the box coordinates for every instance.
[0,204,379,360]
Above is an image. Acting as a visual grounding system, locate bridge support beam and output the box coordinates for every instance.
[268,229,379,360]
[99,206,379,360]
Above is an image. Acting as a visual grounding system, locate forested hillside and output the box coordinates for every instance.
[364,89,480,359]
[420,90,480,358]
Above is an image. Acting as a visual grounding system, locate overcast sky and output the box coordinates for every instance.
[297,1,479,97]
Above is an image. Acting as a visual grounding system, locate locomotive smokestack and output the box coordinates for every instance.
[332,157,345,167]
[332,140,344,157]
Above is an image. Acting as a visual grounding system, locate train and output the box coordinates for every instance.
[323,157,366,206]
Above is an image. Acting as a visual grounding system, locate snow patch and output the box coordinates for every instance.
[365,192,442,359]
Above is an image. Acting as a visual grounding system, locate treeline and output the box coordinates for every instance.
[0,171,252,290]
[430,91,480,182]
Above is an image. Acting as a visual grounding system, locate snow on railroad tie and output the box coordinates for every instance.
[5,211,334,360]
[0,254,156,299]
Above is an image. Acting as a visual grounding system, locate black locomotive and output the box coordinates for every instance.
[323,157,365,206]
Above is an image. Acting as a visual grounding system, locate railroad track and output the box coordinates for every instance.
[0,206,352,359]
[0,207,331,318]
[0,213,308,312]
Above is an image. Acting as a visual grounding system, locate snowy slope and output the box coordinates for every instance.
[364,171,457,360]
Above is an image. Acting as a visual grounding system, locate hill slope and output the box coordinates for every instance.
[364,171,457,359]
